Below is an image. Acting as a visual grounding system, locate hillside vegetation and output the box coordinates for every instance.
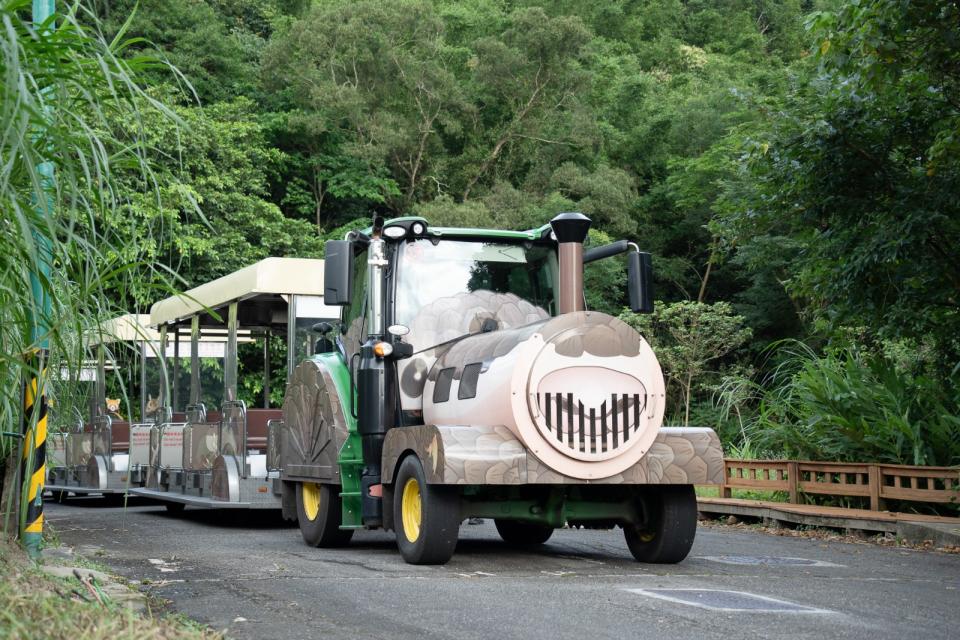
[2,0,957,468]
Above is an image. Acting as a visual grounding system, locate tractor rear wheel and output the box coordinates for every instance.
[623,485,697,563]
[393,456,460,565]
[495,519,554,546]
[296,482,353,547]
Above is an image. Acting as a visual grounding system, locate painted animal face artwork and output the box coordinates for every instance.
[106,398,121,414]
[145,394,159,416]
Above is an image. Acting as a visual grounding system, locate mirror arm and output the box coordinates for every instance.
[583,239,636,264]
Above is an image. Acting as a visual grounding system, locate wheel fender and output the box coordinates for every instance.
[84,455,109,490]
[212,454,241,502]
[280,356,352,482]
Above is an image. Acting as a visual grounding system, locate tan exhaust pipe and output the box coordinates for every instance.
[550,212,591,314]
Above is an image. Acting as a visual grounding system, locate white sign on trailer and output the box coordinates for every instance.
[129,426,152,467]
[159,425,186,468]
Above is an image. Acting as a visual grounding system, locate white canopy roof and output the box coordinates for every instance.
[84,314,159,345]
[150,257,325,326]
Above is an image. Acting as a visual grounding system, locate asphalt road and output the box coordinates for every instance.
[45,497,959,640]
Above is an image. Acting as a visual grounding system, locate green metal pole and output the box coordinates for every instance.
[20,0,56,560]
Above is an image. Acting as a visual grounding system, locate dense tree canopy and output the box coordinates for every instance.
[10,0,954,463]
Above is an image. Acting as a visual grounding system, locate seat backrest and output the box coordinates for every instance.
[110,421,130,452]
[246,409,282,448]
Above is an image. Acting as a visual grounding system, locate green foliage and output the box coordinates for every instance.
[0,0,180,529]
[5,0,953,471]
[109,97,325,290]
[263,0,464,210]
[716,0,960,370]
[738,342,960,466]
[621,301,752,426]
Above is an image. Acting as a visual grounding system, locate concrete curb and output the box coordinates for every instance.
[697,500,960,548]
[895,522,960,548]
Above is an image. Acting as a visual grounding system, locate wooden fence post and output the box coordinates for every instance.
[721,460,731,498]
[787,461,799,504]
[868,464,882,511]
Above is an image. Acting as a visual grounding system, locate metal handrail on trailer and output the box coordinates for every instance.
[130,257,337,511]
[46,314,162,500]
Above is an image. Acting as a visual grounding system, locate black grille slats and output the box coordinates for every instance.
[537,392,646,456]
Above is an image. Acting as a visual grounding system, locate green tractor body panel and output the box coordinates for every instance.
[309,352,364,529]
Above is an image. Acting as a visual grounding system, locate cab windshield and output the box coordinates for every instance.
[394,239,558,328]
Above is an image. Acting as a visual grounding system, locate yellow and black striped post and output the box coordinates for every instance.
[19,0,56,559]
[20,355,48,558]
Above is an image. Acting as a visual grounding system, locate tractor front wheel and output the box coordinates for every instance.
[296,482,353,547]
[393,455,460,565]
[495,519,554,546]
[623,485,698,564]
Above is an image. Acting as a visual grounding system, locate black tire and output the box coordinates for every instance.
[495,519,554,546]
[296,482,353,547]
[624,485,698,563]
[165,502,185,514]
[393,456,460,565]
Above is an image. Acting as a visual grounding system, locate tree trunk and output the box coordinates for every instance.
[697,245,717,303]
[462,68,547,201]
[312,171,326,235]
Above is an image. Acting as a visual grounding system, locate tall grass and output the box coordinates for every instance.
[0,0,180,532]
[725,341,960,466]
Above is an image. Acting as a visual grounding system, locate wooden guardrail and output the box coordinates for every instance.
[720,459,960,512]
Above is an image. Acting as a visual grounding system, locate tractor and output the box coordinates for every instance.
[279,213,723,564]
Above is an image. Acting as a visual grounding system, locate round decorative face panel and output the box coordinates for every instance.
[511,313,666,480]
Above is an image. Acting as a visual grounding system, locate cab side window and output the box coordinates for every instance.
[340,249,368,363]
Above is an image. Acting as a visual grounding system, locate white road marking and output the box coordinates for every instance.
[625,588,833,613]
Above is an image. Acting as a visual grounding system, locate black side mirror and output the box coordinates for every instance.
[628,251,654,314]
[324,240,354,305]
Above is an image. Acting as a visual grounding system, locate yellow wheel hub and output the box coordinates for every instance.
[302,482,321,521]
[401,477,422,543]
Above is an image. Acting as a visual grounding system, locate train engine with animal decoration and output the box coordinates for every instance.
[279,213,724,564]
